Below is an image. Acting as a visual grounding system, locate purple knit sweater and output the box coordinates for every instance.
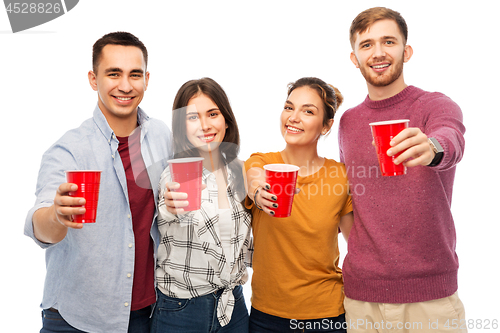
[338,86,465,303]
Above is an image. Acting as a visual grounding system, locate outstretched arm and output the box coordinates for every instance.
[32,183,85,244]
[387,96,465,170]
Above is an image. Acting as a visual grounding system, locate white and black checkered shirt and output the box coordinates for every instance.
[156,164,252,326]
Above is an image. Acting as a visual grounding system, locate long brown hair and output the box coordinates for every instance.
[171,77,245,198]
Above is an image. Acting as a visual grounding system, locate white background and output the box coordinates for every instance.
[1,1,499,331]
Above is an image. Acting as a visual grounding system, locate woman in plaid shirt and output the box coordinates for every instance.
[151,78,252,333]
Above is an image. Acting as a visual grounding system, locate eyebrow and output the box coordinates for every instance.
[186,108,219,116]
[285,100,318,110]
[359,36,398,45]
[302,103,319,110]
[104,68,122,74]
[130,69,144,74]
[104,68,144,74]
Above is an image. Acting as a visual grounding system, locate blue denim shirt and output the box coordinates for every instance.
[24,105,172,333]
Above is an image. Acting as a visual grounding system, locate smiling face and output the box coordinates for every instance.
[185,93,227,154]
[350,19,412,97]
[280,86,332,147]
[88,44,149,125]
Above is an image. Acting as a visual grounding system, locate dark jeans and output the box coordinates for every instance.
[151,286,249,333]
[40,305,152,333]
[249,307,347,333]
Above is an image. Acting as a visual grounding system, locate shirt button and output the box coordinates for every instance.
[124,302,129,307]
[127,214,131,218]
[127,273,132,278]
[112,155,115,159]
[128,243,133,248]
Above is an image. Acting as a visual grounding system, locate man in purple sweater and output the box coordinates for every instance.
[338,7,467,332]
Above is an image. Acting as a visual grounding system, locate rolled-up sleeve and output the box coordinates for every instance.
[25,142,78,248]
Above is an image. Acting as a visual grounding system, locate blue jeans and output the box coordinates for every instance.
[151,286,249,333]
[40,305,152,333]
[249,307,347,333]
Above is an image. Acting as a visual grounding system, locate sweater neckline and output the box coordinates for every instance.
[363,85,417,109]
[275,152,334,183]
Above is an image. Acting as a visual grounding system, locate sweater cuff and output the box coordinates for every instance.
[427,132,462,171]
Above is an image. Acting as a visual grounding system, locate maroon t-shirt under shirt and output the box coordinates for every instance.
[117,129,156,311]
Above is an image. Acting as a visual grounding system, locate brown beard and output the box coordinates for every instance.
[359,52,404,87]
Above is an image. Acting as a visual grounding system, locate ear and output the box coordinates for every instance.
[144,71,150,91]
[403,44,413,63]
[350,52,360,68]
[323,118,334,135]
[88,70,98,91]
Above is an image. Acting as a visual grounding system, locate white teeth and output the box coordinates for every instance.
[116,97,132,101]
[200,135,215,141]
[287,126,302,132]
[372,64,390,69]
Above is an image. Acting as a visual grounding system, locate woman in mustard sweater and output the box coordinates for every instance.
[245,77,353,333]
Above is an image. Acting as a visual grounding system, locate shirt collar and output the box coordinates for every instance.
[92,104,150,141]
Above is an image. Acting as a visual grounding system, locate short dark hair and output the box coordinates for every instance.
[349,7,408,48]
[92,32,148,73]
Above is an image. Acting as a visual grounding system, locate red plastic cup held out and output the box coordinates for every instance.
[168,157,204,212]
[65,170,102,223]
[264,164,300,218]
[369,119,409,177]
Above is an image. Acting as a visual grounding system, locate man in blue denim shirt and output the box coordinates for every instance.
[24,32,172,333]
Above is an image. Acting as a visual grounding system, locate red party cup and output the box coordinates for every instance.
[369,119,410,177]
[65,170,102,223]
[168,157,204,211]
[263,164,300,218]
